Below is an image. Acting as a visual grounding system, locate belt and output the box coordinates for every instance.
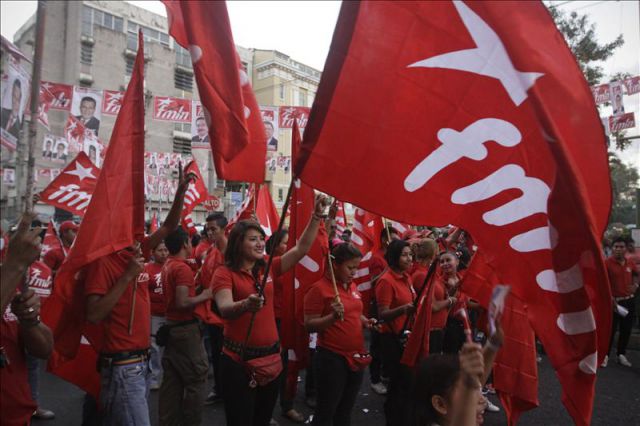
[615,295,634,302]
[99,349,149,369]
[223,338,280,360]
[166,318,199,327]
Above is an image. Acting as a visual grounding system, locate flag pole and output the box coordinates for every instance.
[400,257,437,337]
[383,217,391,241]
[128,281,138,335]
[24,0,47,213]
[326,251,344,321]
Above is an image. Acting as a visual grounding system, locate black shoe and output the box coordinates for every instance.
[305,397,317,408]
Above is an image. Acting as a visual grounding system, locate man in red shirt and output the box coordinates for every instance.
[160,227,213,425]
[602,237,639,368]
[145,242,169,390]
[42,221,77,274]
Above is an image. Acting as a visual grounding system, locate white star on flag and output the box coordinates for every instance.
[65,162,96,182]
[408,0,543,106]
[158,98,172,107]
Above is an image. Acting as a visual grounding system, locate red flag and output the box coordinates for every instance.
[150,212,159,233]
[349,208,383,316]
[181,213,197,237]
[38,83,55,130]
[163,0,266,182]
[39,152,99,217]
[40,220,63,258]
[64,114,88,154]
[463,250,538,425]
[297,3,611,423]
[42,32,146,366]
[400,267,435,368]
[181,160,209,217]
[255,184,280,237]
[225,185,256,234]
[334,200,347,236]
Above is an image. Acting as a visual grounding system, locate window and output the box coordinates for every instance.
[173,137,192,155]
[279,83,285,100]
[81,43,93,65]
[127,22,170,50]
[278,188,284,202]
[298,89,307,107]
[175,45,192,69]
[125,56,135,75]
[175,68,193,92]
[173,122,192,133]
[82,6,123,36]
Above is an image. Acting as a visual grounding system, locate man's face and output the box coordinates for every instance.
[612,242,626,259]
[57,144,64,154]
[11,84,21,114]
[62,229,77,246]
[206,221,224,244]
[80,99,96,120]
[264,123,274,139]
[196,119,208,137]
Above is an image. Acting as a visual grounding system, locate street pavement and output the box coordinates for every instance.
[33,341,640,425]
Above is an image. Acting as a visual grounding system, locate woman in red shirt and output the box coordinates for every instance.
[212,195,327,426]
[375,239,416,426]
[304,243,374,426]
[440,251,466,354]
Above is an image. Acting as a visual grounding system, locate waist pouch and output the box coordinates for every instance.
[224,338,282,387]
[156,319,198,347]
[344,351,372,372]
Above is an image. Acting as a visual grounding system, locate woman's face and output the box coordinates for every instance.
[439,253,459,275]
[398,246,413,272]
[334,257,361,283]
[438,377,485,426]
[275,233,289,256]
[242,228,265,262]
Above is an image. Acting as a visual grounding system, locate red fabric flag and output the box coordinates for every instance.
[42,32,146,367]
[64,114,88,154]
[225,185,256,234]
[47,339,100,399]
[463,250,538,425]
[334,200,347,236]
[181,213,197,237]
[38,83,55,130]
[255,184,280,237]
[163,0,266,182]
[150,212,159,233]
[297,3,611,424]
[40,221,63,258]
[181,160,209,217]
[349,208,383,316]
[400,266,435,368]
[39,152,99,217]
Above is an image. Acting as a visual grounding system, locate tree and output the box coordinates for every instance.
[608,152,638,225]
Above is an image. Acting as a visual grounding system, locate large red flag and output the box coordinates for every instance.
[163,0,266,182]
[297,2,611,423]
[255,184,280,237]
[39,152,99,217]
[349,208,383,316]
[181,160,209,217]
[42,32,146,365]
[40,221,62,258]
[400,267,435,368]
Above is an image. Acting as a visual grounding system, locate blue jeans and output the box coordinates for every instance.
[150,316,166,385]
[100,359,151,426]
[27,353,39,403]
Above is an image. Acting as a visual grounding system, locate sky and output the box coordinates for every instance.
[1,0,638,166]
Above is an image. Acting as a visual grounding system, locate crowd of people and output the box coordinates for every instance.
[1,179,638,426]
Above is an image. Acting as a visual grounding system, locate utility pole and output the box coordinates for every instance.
[24,0,47,212]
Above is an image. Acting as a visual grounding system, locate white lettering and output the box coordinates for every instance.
[48,184,92,210]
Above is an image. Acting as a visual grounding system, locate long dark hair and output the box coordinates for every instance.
[266,228,289,255]
[411,354,461,426]
[225,220,266,277]
[331,242,362,264]
[385,239,410,269]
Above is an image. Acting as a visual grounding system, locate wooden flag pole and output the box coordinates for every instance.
[326,251,344,321]
[128,281,138,335]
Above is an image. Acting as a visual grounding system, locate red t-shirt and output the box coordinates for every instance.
[606,256,638,298]
[28,260,53,301]
[430,279,448,330]
[369,249,387,283]
[199,247,225,289]
[1,308,37,426]
[194,240,212,265]
[145,262,165,316]
[162,256,198,322]
[43,246,68,273]
[375,269,415,334]
[304,277,365,356]
[211,258,282,352]
[84,250,151,353]
[411,264,429,293]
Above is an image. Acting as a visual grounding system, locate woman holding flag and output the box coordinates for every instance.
[211,195,328,426]
[304,243,375,426]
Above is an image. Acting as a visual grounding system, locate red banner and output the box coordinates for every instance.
[41,81,73,111]
[102,90,124,116]
[153,96,192,122]
[623,76,640,95]
[279,106,310,128]
[609,112,636,132]
[590,83,610,105]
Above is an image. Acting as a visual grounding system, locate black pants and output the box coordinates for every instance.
[369,329,382,384]
[609,297,637,356]
[208,324,224,396]
[443,317,465,354]
[429,329,444,354]
[379,333,410,426]
[220,353,282,426]
[312,348,364,426]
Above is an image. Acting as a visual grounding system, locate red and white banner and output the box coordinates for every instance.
[64,115,87,154]
[38,83,55,130]
[190,100,209,149]
[623,76,640,95]
[153,96,192,123]
[70,87,103,136]
[1,58,30,151]
[279,106,310,129]
[609,81,625,116]
[41,81,73,111]
[204,194,221,211]
[39,152,100,216]
[182,160,209,217]
[609,112,636,132]
[102,90,125,116]
[590,84,610,105]
[261,106,280,152]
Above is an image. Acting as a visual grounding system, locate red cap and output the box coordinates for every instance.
[59,221,79,233]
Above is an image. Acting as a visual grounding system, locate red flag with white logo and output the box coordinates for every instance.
[181,160,208,217]
[150,212,159,233]
[40,221,63,258]
[349,208,383,316]
[181,213,198,237]
[42,33,147,366]
[41,81,72,111]
[39,152,99,217]
[64,114,88,154]
[153,96,192,123]
[297,2,612,424]
[225,185,256,234]
[255,184,280,238]
[102,90,125,116]
[163,0,266,182]
[334,200,347,237]
[38,83,55,130]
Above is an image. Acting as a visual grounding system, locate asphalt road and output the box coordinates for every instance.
[32,342,640,425]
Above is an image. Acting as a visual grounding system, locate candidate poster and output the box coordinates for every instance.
[71,87,103,136]
[260,106,279,152]
[1,58,30,151]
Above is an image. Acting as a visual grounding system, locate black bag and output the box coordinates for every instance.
[155,324,171,347]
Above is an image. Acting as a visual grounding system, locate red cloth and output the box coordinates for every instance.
[273,274,285,320]
[369,249,387,282]
[43,246,67,273]
[28,260,53,302]
[41,221,63,262]
[304,277,365,356]
[195,247,224,326]
[149,212,159,233]
[296,3,613,423]
[1,312,37,426]
[182,160,209,217]
[163,0,266,182]
[193,239,212,265]
[256,184,280,237]
[375,269,415,334]
[84,250,151,353]
[410,264,428,293]
[401,265,435,368]
[145,261,165,316]
[162,256,197,322]
[212,259,282,351]
[349,209,383,317]
[605,257,638,298]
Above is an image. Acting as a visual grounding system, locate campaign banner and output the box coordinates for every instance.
[609,81,625,116]
[1,58,30,151]
[82,134,105,168]
[38,84,55,130]
[623,76,640,96]
[609,112,635,132]
[41,81,73,111]
[42,133,69,163]
[260,106,279,151]
[71,87,103,136]
[191,100,210,149]
[278,106,310,129]
[153,96,191,123]
[2,168,15,185]
[590,83,610,105]
[102,90,124,116]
